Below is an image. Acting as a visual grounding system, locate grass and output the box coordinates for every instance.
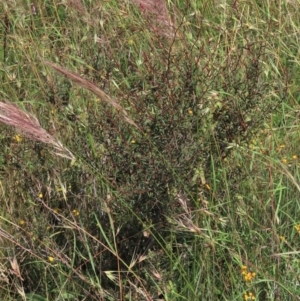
[0,0,300,300]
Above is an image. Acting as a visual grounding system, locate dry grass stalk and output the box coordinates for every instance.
[0,100,75,160]
[44,61,139,129]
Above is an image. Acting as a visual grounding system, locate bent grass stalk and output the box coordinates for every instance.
[0,100,75,160]
[44,61,139,129]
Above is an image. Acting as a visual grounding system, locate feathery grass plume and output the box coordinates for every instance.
[44,61,139,129]
[66,0,93,25]
[67,0,85,14]
[132,0,175,38]
[0,100,75,160]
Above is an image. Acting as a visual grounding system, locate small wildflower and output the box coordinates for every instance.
[281,158,287,164]
[294,224,300,234]
[48,256,55,262]
[128,39,134,45]
[13,134,22,143]
[38,193,43,199]
[292,155,298,160]
[241,266,256,282]
[188,109,193,116]
[279,235,286,242]
[244,292,255,300]
[72,209,80,217]
[244,271,256,282]
[276,144,285,152]
[131,139,136,144]
[19,220,25,226]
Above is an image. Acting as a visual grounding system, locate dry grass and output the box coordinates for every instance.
[1,0,300,300]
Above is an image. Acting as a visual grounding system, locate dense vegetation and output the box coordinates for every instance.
[1,1,300,300]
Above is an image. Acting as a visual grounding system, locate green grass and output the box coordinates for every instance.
[1,0,300,300]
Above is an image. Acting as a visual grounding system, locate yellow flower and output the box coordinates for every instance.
[294,224,300,234]
[244,272,256,281]
[279,235,286,242]
[292,155,298,160]
[72,209,79,217]
[38,193,43,199]
[19,220,25,226]
[244,292,255,300]
[13,134,22,143]
[131,139,136,144]
[281,158,287,164]
[48,256,55,262]
[188,109,193,116]
[241,265,256,282]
